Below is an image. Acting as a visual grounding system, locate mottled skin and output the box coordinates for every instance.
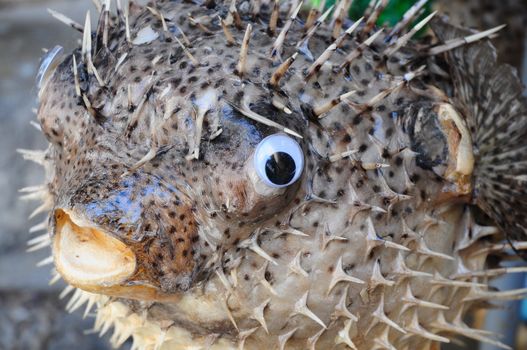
[31,0,527,349]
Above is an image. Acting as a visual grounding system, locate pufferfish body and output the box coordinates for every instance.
[24,0,527,349]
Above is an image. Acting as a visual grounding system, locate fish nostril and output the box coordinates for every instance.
[52,209,136,290]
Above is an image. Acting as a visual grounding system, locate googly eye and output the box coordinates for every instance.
[253,134,304,188]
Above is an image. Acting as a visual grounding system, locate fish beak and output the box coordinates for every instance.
[52,209,136,291]
[436,103,474,195]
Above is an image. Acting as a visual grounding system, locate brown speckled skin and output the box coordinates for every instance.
[34,1,527,349]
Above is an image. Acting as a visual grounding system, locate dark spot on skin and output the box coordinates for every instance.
[352,114,363,125]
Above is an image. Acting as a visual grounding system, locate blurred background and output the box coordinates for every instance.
[0,0,525,349]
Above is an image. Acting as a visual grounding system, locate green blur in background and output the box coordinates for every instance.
[309,0,433,27]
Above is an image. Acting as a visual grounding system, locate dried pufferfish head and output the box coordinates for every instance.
[41,59,308,299]
[26,0,527,349]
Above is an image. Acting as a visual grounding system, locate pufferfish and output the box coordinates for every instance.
[22,0,527,349]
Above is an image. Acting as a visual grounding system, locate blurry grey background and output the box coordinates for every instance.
[0,1,111,349]
[0,0,525,349]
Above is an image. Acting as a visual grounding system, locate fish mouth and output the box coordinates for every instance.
[52,209,184,301]
[53,209,137,291]
[53,210,236,334]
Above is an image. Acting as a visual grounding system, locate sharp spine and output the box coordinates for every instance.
[147,6,168,32]
[327,256,365,295]
[229,0,243,29]
[335,319,358,349]
[362,0,388,37]
[124,2,131,43]
[236,24,252,77]
[331,285,358,322]
[385,11,437,56]
[387,0,428,41]
[428,24,506,56]
[72,54,82,97]
[250,298,271,333]
[314,90,356,117]
[48,9,83,32]
[277,328,297,350]
[269,52,298,88]
[339,29,383,70]
[271,1,303,62]
[292,292,327,329]
[288,250,309,277]
[268,0,279,36]
[219,16,235,46]
[306,18,363,81]
[296,5,334,51]
[238,327,259,350]
[370,294,406,334]
[227,101,302,139]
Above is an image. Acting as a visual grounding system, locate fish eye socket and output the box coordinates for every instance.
[253,134,304,188]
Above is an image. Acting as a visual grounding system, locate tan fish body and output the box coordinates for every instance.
[24,0,527,349]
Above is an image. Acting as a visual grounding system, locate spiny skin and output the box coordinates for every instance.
[435,0,527,70]
[28,0,527,349]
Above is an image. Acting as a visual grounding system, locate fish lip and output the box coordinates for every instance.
[51,208,186,302]
[52,208,137,289]
[435,103,474,197]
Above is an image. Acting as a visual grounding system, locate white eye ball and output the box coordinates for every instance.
[253,134,304,188]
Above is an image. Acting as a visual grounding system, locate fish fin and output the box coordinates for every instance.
[431,17,527,245]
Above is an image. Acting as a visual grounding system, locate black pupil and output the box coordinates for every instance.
[265,152,296,185]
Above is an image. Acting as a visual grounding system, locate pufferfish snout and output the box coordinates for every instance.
[50,129,306,297]
[25,0,527,349]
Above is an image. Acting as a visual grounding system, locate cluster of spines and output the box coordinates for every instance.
[43,0,506,153]
[22,174,527,350]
